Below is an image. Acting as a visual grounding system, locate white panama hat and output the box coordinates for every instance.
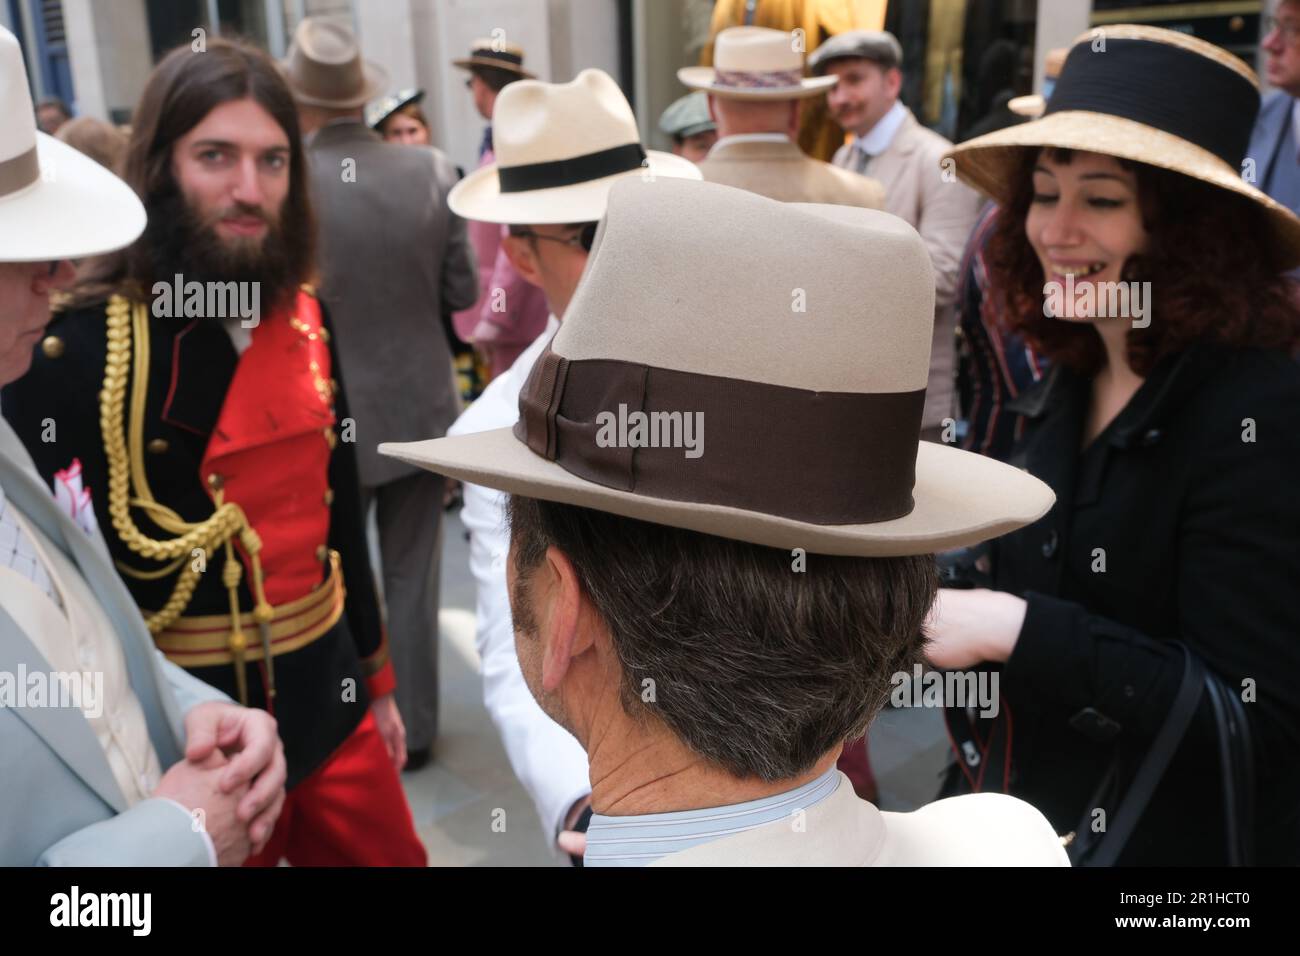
[448,68,701,225]
[0,26,145,262]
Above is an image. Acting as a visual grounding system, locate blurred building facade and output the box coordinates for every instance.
[0,0,1270,178]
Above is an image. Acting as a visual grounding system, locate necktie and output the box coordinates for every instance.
[479,125,494,160]
[852,144,872,175]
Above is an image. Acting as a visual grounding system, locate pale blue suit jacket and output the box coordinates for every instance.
[1247,91,1300,215]
[0,417,228,865]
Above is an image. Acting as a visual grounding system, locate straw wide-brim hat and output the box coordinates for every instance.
[679,25,835,100]
[283,17,389,109]
[453,38,535,78]
[449,68,701,224]
[0,26,143,261]
[949,25,1300,267]
[383,178,1054,556]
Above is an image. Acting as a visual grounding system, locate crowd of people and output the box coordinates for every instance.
[0,7,1297,868]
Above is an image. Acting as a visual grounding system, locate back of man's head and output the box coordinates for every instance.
[709,95,800,140]
[507,494,937,782]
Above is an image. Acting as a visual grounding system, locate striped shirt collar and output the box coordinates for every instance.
[583,766,840,867]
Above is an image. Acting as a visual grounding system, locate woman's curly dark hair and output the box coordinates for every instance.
[985,148,1300,375]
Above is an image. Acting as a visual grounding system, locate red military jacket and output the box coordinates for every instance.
[4,287,393,787]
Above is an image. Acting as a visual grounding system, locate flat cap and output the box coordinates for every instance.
[808,31,903,75]
[658,91,715,139]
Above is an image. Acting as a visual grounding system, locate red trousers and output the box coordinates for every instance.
[245,710,427,867]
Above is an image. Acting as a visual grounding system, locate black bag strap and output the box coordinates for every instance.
[1072,644,1204,867]
[1203,671,1255,865]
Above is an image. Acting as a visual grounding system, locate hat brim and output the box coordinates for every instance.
[1006,94,1045,118]
[0,133,145,262]
[286,60,390,108]
[448,150,703,224]
[677,66,836,100]
[380,428,1054,557]
[948,110,1300,268]
[453,57,535,79]
[369,89,425,129]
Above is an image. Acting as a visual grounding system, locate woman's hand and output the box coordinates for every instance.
[925,588,1028,669]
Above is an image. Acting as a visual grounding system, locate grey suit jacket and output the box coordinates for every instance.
[0,418,227,866]
[834,108,982,428]
[697,137,885,208]
[307,121,479,487]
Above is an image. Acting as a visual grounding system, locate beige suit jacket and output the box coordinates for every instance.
[834,109,983,429]
[652,772,1071,866]
[698,136,885,209]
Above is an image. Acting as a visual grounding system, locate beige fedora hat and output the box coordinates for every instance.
[382,178,1054,556]
[949,25,1300,267]
[1008,47,1068,118]
[0,26,144,261]
[283,17,389,109]
[680,26,835,101]
[452,38,535,79]
[448,68,701,225]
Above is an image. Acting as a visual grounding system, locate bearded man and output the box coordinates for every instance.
[2,37,425,866]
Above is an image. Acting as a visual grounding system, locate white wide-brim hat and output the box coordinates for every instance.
[449,68,701,224]
[678,25,835,101]
[0,26,144,261]
[384,178,1054,557]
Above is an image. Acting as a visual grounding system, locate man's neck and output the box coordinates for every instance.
[587,725,839,816]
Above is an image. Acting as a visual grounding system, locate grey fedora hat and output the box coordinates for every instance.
[283,17,389,109]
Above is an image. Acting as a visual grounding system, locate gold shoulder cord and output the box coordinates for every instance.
[102,295,276,703]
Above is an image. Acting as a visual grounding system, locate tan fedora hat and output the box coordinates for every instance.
[448,68,701,225]
[949,25,1300,267]
[382,178,1054,556]
[283,17,389,109]
[680,26,835,101]
[452,38,535,79]
[0,26,144,261]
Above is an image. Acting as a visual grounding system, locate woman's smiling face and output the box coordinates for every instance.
[1025,149,1150,323]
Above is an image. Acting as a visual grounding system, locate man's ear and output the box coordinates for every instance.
[502,233,544,290]
[538,545,594,693]
[706,93,719,123]
[885,65,903,100]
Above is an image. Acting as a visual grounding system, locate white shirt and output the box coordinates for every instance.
[446,316,591,850]
[1292,99,1300,161]
[854,100,909,158]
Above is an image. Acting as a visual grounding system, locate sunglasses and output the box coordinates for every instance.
[513,222,598,253]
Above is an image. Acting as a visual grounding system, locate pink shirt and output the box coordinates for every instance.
[452,147,550,378]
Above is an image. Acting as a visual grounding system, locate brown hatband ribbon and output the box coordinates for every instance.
[0,146,40,198]
[514,346,925,525]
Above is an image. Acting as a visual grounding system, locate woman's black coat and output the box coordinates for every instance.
[969,344,1300,865]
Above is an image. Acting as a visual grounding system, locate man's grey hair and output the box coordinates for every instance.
[507,495,938,782]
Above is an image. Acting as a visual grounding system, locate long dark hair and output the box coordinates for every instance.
[74,37,316,308]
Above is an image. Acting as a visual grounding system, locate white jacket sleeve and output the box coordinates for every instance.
[448,326,591,850]
[459,477,591,847]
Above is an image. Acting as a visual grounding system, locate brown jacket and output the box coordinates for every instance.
[697,135,885,209]
[834,108,983,429]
